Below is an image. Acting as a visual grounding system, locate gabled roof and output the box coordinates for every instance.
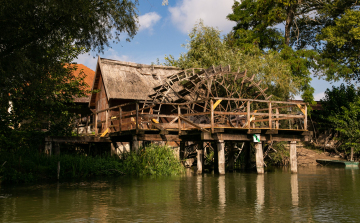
[89,57,180,107]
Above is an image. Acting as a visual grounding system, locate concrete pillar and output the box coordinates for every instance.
[54,142,60,155]
[131,135,139,154]
[228,142,236,172]
[290,141,297,173]
[217,140,225,175]
[255,142,264,174]
[45,141,52,156]
[197,142,204,174]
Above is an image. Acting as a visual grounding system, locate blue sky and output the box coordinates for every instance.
[74,0,347,101]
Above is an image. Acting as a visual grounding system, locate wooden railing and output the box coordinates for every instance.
[80,98,308,136]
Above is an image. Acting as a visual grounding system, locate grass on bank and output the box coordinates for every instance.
[0,145,185,184]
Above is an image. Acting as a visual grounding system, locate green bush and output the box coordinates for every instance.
[0,145,184,184]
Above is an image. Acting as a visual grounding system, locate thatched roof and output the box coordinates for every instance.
[89,57,180,107]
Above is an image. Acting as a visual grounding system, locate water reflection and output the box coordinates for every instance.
[256,174,265,212]
[291,174,299,206]
[1,168,360,222]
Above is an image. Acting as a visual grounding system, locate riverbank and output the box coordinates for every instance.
[297,145,345,166]
[0,145,184,184]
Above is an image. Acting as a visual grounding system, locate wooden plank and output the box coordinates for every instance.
[182,112,211,117]
[178,105,181,134]
[304,104,308,130]
[213,97,307,105]
[265,130,278,134]
[137,134,181,141]
[119,107,122,133]
[247,101,250,129]
[253,116,305,123]
[211,100,214,133]
[105,110,109,130]
[269,102,272,129]
[136,102,139,134]
[45,136,111,143]
[275,108,279,129]
[179,116,210,133]
[201,133,308,142]
[248,129,261,134]
[94,113,98,135]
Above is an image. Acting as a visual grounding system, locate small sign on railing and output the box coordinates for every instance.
[253,134,260,143]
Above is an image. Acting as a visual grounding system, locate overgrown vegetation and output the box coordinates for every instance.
[0,145,184,184]
[313,84,360,158]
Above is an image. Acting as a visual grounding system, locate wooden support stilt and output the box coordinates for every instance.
[197,142,204,174]
[290,141,297,173]
[132,135,139,154]
[255,142,264,174]
[111,142,117,156]
[217,140,225,175]
[45,141,52,156]
[228,142,235,172]
[351,147,354,161]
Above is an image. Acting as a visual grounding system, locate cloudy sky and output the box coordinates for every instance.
[74,0,344,101]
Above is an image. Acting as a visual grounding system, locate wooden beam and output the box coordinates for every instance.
[179,115,210,133]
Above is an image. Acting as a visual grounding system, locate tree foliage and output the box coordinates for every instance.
[315,84,360,154]
[164,21,301,101]
[0,0,139,149]
[227,0,360,83]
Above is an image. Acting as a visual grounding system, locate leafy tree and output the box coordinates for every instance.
[227,0,360,102]
[164,21,301,101]
[328,99,360,155]
[0,0,139,150]
[313,84,360,156]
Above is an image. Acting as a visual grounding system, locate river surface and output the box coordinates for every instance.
[1,166,360,222]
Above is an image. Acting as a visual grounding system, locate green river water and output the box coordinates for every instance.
[1,166,360,222]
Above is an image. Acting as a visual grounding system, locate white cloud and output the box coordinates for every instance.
[168,0,236,34]
[138,12,161,32]
[314,92,325,101]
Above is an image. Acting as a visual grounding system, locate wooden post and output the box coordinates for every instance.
[211,100,214,133]
[132,135,139,154]
[217,140,225,175]
[304,104,307,130]
[268,102,272,129]
[275,108,279,129]
[105,109,109,130]
[247,101,250,129]
[291,174,299,206]
[77,114,80,136]
[85,115,89,135]
[228,142,236,172]
[136,102,139,134]
[111,142,117,156]
[45,141,52,156]
[180,141,185,161]
[290,141,297,173]
[351,147,354,161]
[197,142,204,174]
[178,105,181,134]
[119,107,122,133]
[255,142,264,174]
[94,113,98,135]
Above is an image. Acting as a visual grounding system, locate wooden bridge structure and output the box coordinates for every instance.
[45,64,311,174]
